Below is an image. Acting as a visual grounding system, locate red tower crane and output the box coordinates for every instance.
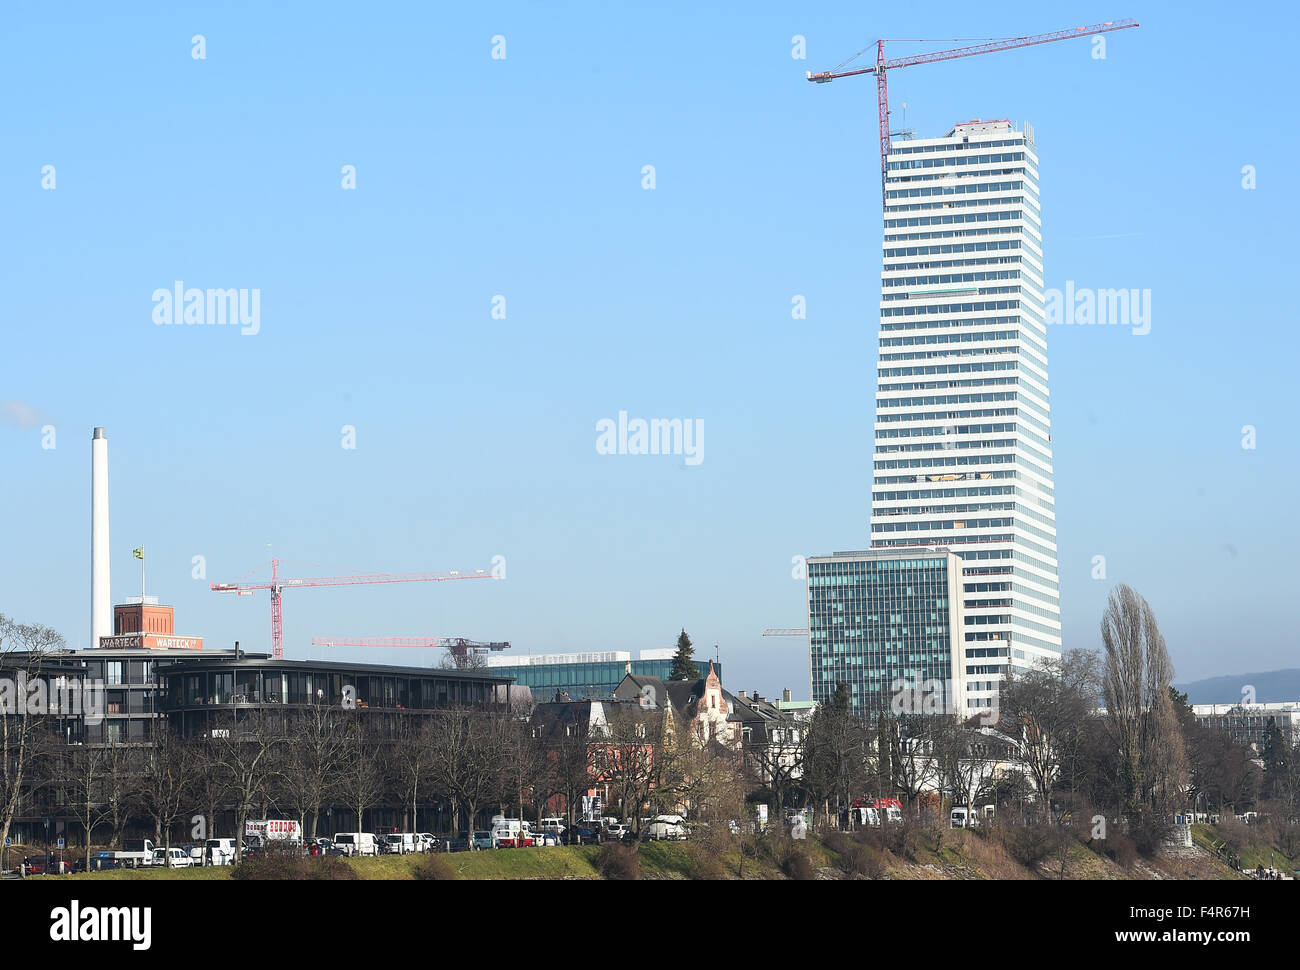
[211,558,496,659]
[807,18,1138,204]
[311,636,510,659]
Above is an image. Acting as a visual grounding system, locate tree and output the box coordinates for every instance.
[1100,583,1185,818]
[1261,722,1292,804]
[386,717,435,833]
[1000,650,1101,808]
[600,704,666,835]
[0,614,64,849]
[743,717,806,818]
[186,736,232,841]
[209,708,284,857]
[803,683,875,828]
[547,716,595,832]
[427,708,510,845]
[138,724,196,850]
[279,701,346,838]
[670,629,699,682]
[334,716,387,833]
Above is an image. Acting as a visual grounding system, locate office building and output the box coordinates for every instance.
[806,549,966,716]
[870,119,1061,710]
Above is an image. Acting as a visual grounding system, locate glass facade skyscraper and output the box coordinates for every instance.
[806,550,964,717]
[869,120,1060,713]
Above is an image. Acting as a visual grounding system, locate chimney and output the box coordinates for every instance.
[91,427,110,649]
[738,690,747,700]
[783,688,792,703]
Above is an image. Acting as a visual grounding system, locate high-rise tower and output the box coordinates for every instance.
[869,120,1060,715]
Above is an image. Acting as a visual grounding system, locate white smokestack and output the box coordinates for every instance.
[91,427,110,649]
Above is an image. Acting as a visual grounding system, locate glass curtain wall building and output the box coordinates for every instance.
[869,119,1061,713]
[483,650,707,700]
[806,550,965,717]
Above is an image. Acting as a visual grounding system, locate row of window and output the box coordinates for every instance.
[884,239,1022,257]
[886,195,1030,214]
[890,138,1028,157]
[890,150,1026,169]
[884,270,1024,289]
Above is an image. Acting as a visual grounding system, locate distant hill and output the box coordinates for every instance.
[1176,669,1300,706]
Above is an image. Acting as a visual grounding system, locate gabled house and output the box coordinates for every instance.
[613,660,740,748]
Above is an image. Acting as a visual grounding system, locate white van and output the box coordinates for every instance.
[643,815,689,841]
[205,839,237,865]
[950,807,981,829]
[384,833,418,855]
[538,817,567,836]
[332,832,378,857]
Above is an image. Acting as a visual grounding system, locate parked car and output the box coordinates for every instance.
[152,847,194,868]
[567,824,601,845]
[531,831,560,847]
[601,821,631,842]
[71,856,118,873]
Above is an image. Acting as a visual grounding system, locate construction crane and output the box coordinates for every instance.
[211,558,496,660]
[763,628,809,637]
[311,636,510,659]
[807,18,1139,204]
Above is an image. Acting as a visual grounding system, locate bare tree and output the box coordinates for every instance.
[186,736,232,842]
[0,615,64,848]
[386,717,435,832]
[1100,584,1185,816]
[427,707,511,845]
[547,717,594,832]
[62,743,132,869]
[209,708,284,856]
[139,724,197,851]
[333,715,387,833]
[280,701,347,838]
[1000,650,1101,808]
[500,717,548,825]
[599,704,665,836]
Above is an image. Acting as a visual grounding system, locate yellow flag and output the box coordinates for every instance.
[133,547,144,560]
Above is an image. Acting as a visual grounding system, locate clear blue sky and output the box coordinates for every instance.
[2,1,1296,692]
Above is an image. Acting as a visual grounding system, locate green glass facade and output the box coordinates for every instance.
[488,658,721,700]
[807,550,962,717]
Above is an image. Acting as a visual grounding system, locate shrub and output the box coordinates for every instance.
[412,853,458,880]
[779,844,815,880]
[683,842,725,880]
[839,843,885,879]
[1098,830,1138,869]
[231,841,359,881]
[596,843,641,880]
[995,818,1069,870]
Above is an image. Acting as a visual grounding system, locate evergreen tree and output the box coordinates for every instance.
[1262,722,1291,800]
[670,628,699,681]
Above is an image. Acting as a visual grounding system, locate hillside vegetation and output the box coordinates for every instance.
[42,821,1287,880]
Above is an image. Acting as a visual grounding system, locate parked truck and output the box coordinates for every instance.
[245,819,302,843]
[109,839,157,869]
